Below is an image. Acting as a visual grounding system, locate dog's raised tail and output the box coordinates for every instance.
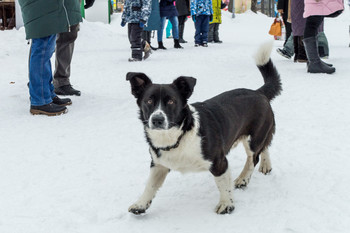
[254,41,282,101]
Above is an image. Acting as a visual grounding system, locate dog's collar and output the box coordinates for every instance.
[149,132,185,157]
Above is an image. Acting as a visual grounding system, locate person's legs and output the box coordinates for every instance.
[214,23,222,43]
[178,15,187,43]
[200,15,210,45]
[169,16,179,40]
[194,16,202,45]
[166,20,172,38]
[29,35,68,115]
[208,23,215,42]
[283,18,292,46]
[316,32,329,58]
[297,36,307,62]
[157,17,167,49]
[277,33,294,59]
[303,16,335,74]
[129,23,143,61]
[304,16,323,39]
[283,32,294,56]
[54,24,79,88]
[157,17,167,42]
[29,35,57,106]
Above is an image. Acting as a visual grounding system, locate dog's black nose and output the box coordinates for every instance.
[151,115,165,128]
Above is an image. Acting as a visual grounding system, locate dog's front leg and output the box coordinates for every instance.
[128,164,169,215]
[213,167,235,214]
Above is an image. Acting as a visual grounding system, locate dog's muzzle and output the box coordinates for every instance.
[150,114,166,129]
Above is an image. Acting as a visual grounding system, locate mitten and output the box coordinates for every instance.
[121,21,126,27]
[139,20,146,28]
[192,15,196,23]
[84,0,95,9]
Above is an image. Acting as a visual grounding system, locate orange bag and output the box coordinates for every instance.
[269,18,282,37]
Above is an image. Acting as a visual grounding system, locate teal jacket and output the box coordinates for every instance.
[18,0,82,39]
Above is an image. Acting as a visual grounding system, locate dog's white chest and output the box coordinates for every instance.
[151,133,212,173]
[148,105,211,173]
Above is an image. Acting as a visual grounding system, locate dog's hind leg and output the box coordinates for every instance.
[258,148,272,174]
[128,164,169,215]
[234,138,255,189]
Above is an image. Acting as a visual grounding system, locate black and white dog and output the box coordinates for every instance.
[126,42,282,215]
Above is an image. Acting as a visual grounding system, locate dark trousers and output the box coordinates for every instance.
[208,23,220,42]
[282,16,292,46]
[142,30,151,44]
[304,16,324,39]
[178,15,187,26]
[53,24,79,88]
[128,23,143,60]
[194,15,209,44]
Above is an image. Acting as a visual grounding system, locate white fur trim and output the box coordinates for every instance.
[254,40,274,66]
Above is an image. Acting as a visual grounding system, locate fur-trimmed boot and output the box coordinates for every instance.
[303,37,335,74]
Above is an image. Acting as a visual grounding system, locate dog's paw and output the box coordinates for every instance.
[259,160,272,175]
[128,201,151,215]
[215,201,235,214]
[234,177,250,189]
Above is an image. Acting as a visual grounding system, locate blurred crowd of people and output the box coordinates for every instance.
[276,0,346,74]
[15,0,349,116]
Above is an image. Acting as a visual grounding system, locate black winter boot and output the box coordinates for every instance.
[30,103,67,116]
[303,37,335,74]
[54,85,81,96]
[158,41,167,50]
[293,36,299,63]
[297,36,308,63]
[179,24,187,43]
[174,39,183,49]
[52,96,72,106]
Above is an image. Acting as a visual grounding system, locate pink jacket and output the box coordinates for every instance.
[304,0,344,18]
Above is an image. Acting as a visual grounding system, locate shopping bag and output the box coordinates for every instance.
[268,18,282,37]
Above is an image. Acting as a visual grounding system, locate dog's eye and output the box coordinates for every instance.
[167,99,174,105]
[147,99,153,105]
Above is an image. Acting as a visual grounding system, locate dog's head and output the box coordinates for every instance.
[126,72,196,130]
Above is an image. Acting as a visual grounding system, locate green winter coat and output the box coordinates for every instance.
[18,0,82,39]
[211,0,222,24]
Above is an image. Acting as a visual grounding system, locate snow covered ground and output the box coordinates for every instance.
[1,8,350,233]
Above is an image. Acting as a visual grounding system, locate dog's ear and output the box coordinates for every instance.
[126,72,152,99]
[172,76,197,100]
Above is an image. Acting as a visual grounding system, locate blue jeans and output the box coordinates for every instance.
[194,15,209,44]
[29,35,57,106]
[158,16,179,41]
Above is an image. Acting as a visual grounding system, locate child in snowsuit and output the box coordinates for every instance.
[121,0,152,61]
[208,0,226,43]
[190,0,213,47]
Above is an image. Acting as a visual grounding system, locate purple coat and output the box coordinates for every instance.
[292,0,324,36]
[304,0,344,18]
